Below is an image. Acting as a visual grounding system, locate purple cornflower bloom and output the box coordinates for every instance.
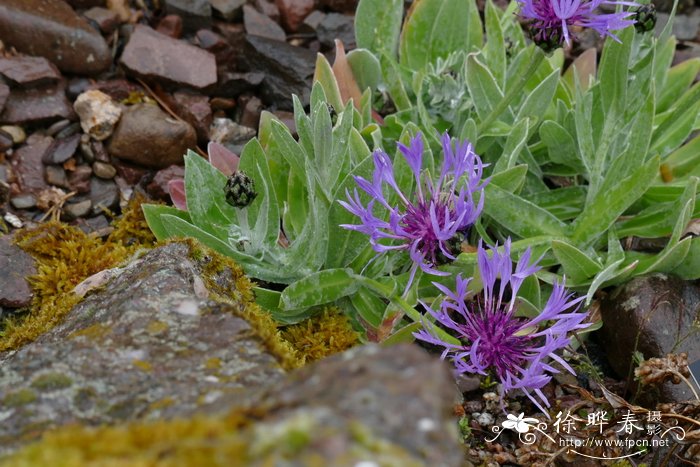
[518,0,639,46]
[339,132,487,285]
[414,240,590,414]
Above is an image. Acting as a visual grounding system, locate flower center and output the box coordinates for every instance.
[402,199,452,265]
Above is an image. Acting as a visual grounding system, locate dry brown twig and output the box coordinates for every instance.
[635,352,699,401]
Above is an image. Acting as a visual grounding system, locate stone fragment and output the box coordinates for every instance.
[146,165,185,200]
[0,234,36,308]
[318,0,358,13]
[209,118,255,155]
[164,0,212,33]
[240,95,263,129]
[108,104,196,169]
[156,14,183,38]
[275,0,314,32]
[73,90,123,141]
[209,0,246,20]
[10,193,36,209]
[88,79,144,102]
[0,125,25,144]
[44,165,70,189]
[0,179,10,205]
[210,71,264,98]
[300,10,325,34]
[172,91,212,143]
[112,160,147,185]
[0,83,76,125]
[67,165,93,194]
[0,0,112,74]
[44,134,81,164]
[10,134,53,193]
[243,4,285,41]
[0,56,61,87]
[63,198,92,220]
[241,35,315,109]
[317,13,356,49]
[83,6,119,34]
[254,0,279,22]
[0,242,287,454]
[0,129,13,152]
[89,176,119,213]
[92,161,116,179]
[600,274,700,403]
[120,25,217,90]
[45,119,72,137]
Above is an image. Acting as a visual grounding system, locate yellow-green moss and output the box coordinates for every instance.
[3,389,37,407]
[0,197,155,353]
[132,360,152,372]
[31,373,73,391]
[281,308,360,363]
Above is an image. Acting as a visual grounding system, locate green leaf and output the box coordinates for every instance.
[571,156,660,246]
[525,186,586,221]
[484,0,506,87]
[281,268,359,310]
[651,101,700,158]
[347,49,383,92]
[657,58,700,113]
[379,51,412,111]
[355,0,403,57]
[662,134,700,181]
[598,26,632,116]
[494,120,529,172]
[312,53,344,111]
[466,54,506,122]
[489,164,528,193]
[516,69,559,121]
[483,184,569,238]
[349,287,385,329]
[674,237,700,279]
[399,0,482,70]
[142,204,192,241]
[551,240,602,283]
[254,287,312,325]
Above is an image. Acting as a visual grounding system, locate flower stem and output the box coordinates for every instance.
[477,46,546,134]
[357,276,461,346]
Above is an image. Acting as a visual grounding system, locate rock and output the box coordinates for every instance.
[90,140,110,163]
[67,0,107,7]
[44,165,69,189]
[120,25,218,90]
[112,160,147,185]
[0,125,25,144]
[0,83,76,125]
[88,79,144,102]
[45,119,72,137]
[164,0,212,34]
[0,0,112,74]
[73,90,123,141]
[107,103,196,169]
[318,0,358,13]
[194,29,237,65]
[0,241,287,454]
[240,95,263,129]
[82,6,119,34]
[67,165,93,194]
[146,165,186,200]
[254,0,280,22]
[210,96,236,111]
[0,130,13,152]
[317,13,356,49]
[156,14,183,38]
[43,134,81,164]
[92,161,116,179]
[55,122,82,139]
[275,0,314,32]
[209,0,246,20]
[66,77,91,99]
[243,4,286,41]
[300,10,325,34]
[0,56,61,87]
[0,234,36,308]
[0,83,9,114]
[0,179,9,205]
[209,118,255,154]
[89,176,119,213]
[600,273,700,403]
[242,35,315,109]
[656,12,700,41]
[62,198,92,220]
[10,134,53,193]
[172,91,212,143]
[210,71,264,98]
[9,193,36,210]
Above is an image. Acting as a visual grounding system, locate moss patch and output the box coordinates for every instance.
[31,373,73,392]
[0,195,155,353]
[281,308,360,363]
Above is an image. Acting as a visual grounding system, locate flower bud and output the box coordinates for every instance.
[634,4,657,33]
[224,171,257,208]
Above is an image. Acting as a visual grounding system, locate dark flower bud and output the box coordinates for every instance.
[224,171,257,208]
[326,103,338,125]
[634,4,656,33]
[528,26,562,53]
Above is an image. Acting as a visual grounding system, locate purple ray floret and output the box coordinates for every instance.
[519,0,639,45]
[414,239,590,413]
[339,132,487,283]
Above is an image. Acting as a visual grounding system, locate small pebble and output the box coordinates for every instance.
[0,131,12,152]
[45,119,71,137]
[0,180,9,205]
[92,161,116,179]
[73,90,123,141]
[55,122,81,139]
[10,194,37,209]
[3,212,23,229]
[63,199,92,220]
[473,412,495,427]
[0,126,26,145]
[45,165,70,189]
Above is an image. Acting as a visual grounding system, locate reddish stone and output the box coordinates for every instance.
[172,91,212,144]
[0,56,61,87]
[275,0,314,32]
[44,134,81,164]
[67,164,93,194]
[254,0,280,22]
[0,82,76,125]
[240,95,263,129]
[120,25,217,90]
[10,134,53,194]
[146,165,185,201]
[318,0,358,13]
[0,0,112,74]
[83,6,120,34]
[0,84,8,114]
[89,79,143,102]
[112,159,147,185]
[156,14,183,39]
[0,234,37,308]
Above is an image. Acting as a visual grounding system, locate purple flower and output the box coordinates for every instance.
[414,240,590,413]
[518,0,639,46]
[339,132,487,284]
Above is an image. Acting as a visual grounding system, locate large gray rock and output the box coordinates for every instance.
[0,0,112,75]
[0,234,36,308]
[0,242,287,454]
[600,273,700,403]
